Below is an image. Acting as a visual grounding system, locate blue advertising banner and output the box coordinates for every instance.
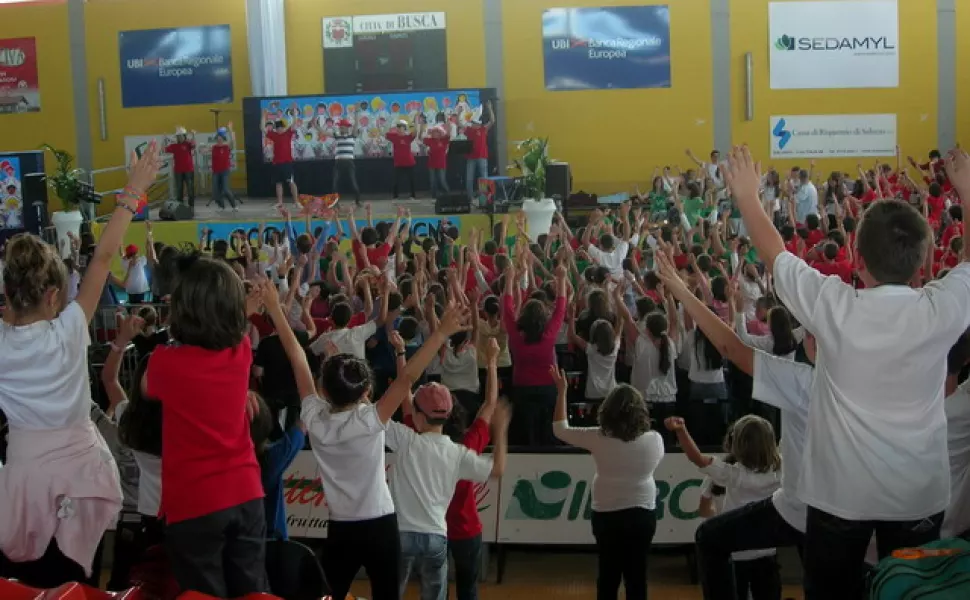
[119,25,233,108]
[258,90,483,162]
[542,6,671,91]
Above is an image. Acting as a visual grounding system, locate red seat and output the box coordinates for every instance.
[0,578,41,600]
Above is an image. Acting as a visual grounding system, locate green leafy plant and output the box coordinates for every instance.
[509,137,552,200]
[39,144,87,212]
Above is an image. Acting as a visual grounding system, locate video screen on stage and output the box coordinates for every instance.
[258,90,484,162]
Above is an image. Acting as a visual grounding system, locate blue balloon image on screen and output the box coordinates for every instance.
[542,6,671,91]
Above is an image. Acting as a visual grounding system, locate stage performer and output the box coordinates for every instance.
[322,116,362,207]
[386,120,417,201]
[165,127,197,207]
[463,101,495,202]
[422,124,451,200]
[266,119,299,209]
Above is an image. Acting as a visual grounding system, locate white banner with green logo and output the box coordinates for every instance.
[282,450,712,545]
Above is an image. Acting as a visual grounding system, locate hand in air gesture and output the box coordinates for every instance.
[665,417,686,432]
[722,146,761,207]
[549,366,569,396]
[438,301,472,337]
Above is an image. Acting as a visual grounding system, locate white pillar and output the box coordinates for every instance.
[246,0,288,96]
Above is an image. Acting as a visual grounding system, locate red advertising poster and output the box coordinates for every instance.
[0,37,40,114]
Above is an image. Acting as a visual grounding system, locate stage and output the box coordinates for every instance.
[156,194,448,223]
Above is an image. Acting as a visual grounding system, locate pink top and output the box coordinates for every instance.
[746,319,772,336]
[0,420,123,576]
[502,294,567,387]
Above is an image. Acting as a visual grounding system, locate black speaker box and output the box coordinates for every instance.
[159,201,195,221]
[435,192,470,215]
[546,162,571,201]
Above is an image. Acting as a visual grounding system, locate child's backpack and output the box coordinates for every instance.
[869,538,970,600]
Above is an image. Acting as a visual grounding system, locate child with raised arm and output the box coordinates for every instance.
[262,280,471,600]
[0,144,159,587]
[724,145,970,599]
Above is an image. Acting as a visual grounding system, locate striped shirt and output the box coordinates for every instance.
[335,135,356,160]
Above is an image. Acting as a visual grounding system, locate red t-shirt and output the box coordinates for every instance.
[424,137,450,170]
[211,143,232,174]
[943,223,964,248]
[806,228,825,249]
[165,141,195,174]
[352,239,392,270]
[785,238,804,259]
[147,337,263,524]
[386,131,416,167]
[465,125,489,160]
[249,313,275,338]
[813,259,854,285]
[266,129,296,164]
[860,189,877,205]
[927,195,945,228]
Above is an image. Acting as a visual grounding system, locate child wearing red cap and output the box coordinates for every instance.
[120,244,149,304]
[387,354,510,600]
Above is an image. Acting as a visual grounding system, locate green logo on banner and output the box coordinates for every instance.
[505,472,703,521]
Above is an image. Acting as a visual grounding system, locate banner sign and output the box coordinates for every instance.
[770,114,897,159]
[542,6,671,91]
[497,453,717,545]
[0,37,40,114]
[198,215,461,253]
[323,12,446,48]
[769,1,899,90]
[119,25,233,108]
[282,450,498,542]
[0,156,23,230]
[258,90,483,163]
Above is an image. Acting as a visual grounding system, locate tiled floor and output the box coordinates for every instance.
[351,550,805,600]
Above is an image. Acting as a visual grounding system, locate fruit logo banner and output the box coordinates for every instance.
[258,90,483,162]
[0,37,40,114]
[542,6,671,91]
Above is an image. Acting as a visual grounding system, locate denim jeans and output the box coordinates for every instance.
[448,534,482,600]
[212,171,236,209]
[803,506,943,600]
[466,157,488,200]
[695,497,802,600]
[400,531,448,600]
[173,171,195,206]
[430,168,450,199]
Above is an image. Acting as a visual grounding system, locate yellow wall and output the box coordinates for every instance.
[0,1,76,190]
[957,1,970,146]
[285,0,487,96]
[731,0,938,175]
[83,0,252,203]
[502,0,713,194]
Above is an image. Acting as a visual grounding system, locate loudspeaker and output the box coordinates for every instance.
[435,192,471,215]
[159,201,194,221]
[546,162,571,201]
[21,172,48,236]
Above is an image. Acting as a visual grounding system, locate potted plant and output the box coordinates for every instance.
[40,144,86,257]
[509,137,557,241]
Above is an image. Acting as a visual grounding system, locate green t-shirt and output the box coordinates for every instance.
[681,196,710,227]
[648,192,668,214]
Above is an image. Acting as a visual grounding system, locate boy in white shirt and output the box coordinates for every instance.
[724,146,970,599]
[386,382,509,600]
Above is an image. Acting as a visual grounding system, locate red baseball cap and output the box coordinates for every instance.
[124,244,138,257]
[414,383,453,422]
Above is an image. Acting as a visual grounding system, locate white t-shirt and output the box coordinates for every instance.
[301,397,394,521]
[441,345,480,393]
[587,239,630,277]
[733,313,804,360]
[794,182,818,223]
[385,422,493,536]
[774,253,970,520]
[943,380,970,538]
[739,277,762,322]
[699,459,781,561]
[0,301,91,429]
[630,331,678,403]
[552,422,664,512]
[122,256,150,295]
[309,321,377,359]
[585,343,619,400]
[133,451,162,518]
[751,350,813,533]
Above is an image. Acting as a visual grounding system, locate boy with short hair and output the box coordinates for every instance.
[724,146,970,599]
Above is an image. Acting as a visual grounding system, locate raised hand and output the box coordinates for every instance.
[128,140,162,195]
[944,148,970,197]
[438,301,472,336]
[259,280,281,313]
[116,312,145,343]
[722,146,761,205]
[389,331,406,353]
[484,337,500,364]
[665,416,686,432]
[549,366,568,395]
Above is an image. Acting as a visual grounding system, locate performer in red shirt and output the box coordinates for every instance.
[385,120,416,200]
[422,124,451,199]
[210,122,238,212]
[165,126,196,207]
[462,100,495,201]
[265,119,299,209]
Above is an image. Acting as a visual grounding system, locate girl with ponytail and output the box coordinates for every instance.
[729,283,803,359]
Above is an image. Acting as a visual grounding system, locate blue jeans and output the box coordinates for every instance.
[430,168,449,198]
[400,531,448,600]
[466,157,488,200]
[212,171,236,209]
[448,534,482,600]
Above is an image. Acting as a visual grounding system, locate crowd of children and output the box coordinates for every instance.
[0,139,969,600]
